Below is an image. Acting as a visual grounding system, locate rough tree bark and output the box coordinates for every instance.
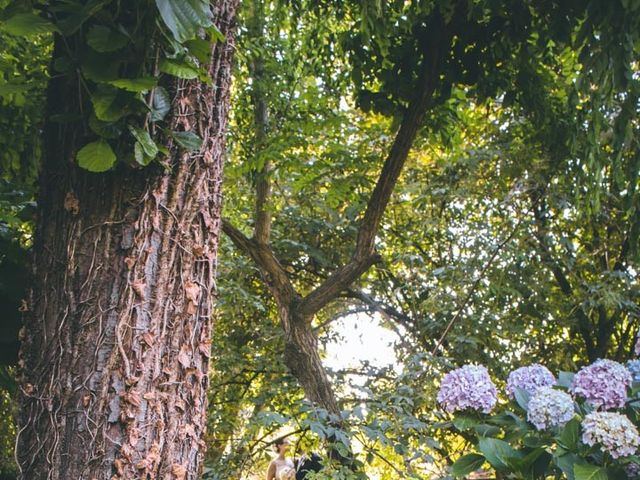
[17,2,239,479]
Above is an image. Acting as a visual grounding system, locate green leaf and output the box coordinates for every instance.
[109,77,158,93]
[81,52,121,82]
[473,424,501,437]
[554,452,581,480]
[155,0,212,43]
[556,418,580,451]
[128,126,158,158]
[134,142,154,166]
[91,87,129,122]
[478,437,522,471]
[88,115,121,139]
[0,13,57,36]
[86,25,129,52]
[207,24,225,42]
[56,0,107,35]
[150,87,171,122]
[171,131,202,151]
[159,59,200,79]
[451,453,485,478]
[0,82,29,97]
[574,463,608,480]
[514,387,531,411]
[77,140,117,172]
[185,38,212,64]
[557,371,575,389]
[452,413,479,431]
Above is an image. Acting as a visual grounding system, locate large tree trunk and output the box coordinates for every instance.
[16,2,239,479]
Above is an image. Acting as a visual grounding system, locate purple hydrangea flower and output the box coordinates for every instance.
[527,387,574,430]
[506,364,556,398]
[627,360,640,383]
[581,411,640,459]
[626,462,640,480]
[437,365,497,414]
[570,359,631,410]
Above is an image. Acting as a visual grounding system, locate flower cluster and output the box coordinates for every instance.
[628,360,640,383]
[626,462,640,480]
[581,411,640,459]
[570,359,631,410]
[506,364,555,398]
[526,387,574,430]
[437,365,497,413]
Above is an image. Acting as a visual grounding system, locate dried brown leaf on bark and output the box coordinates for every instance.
[171,464,187,480]
[141,332,155,347]
[132,280,146,298]
[177,346,191,369]
[124,257,135,269]
[124,390,142,407]
[63,191,80,214]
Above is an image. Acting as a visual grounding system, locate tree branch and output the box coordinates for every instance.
[222,219,297,305]
[530,198,598,360]
[247,0,272,245]
[432,212,527,356]
[298,34,447,318]
[346,289,415,331]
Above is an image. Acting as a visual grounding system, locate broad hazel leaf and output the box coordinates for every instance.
[150,87,171,122]
[0,13,57,36]
[77,140,116,172]
[134,142,154,166]
[109,77,158,93]
[185,38,213,64]
[171,131,203,151]
[128,126,158,158]
[91,87,129,122]
[86,25,128,52]
[155,0,212,43]
[159,59,200,79]
[451,453,485,478]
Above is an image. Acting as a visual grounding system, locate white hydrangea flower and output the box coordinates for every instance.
[526,387,574,430]
[581,411,640,459]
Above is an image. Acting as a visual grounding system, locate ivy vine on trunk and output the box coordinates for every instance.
[14,1,239,479]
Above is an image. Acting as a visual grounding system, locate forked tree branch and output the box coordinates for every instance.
[224,19,450,326]
[222,220,297,305]
[298,38,446,318]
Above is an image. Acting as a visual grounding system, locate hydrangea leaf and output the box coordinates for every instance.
[451,453,485,478]
[573,463,608,480]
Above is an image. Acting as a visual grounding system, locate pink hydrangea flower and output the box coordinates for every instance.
[570,359,631,410]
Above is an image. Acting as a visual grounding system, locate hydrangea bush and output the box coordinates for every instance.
[436,359,640,479]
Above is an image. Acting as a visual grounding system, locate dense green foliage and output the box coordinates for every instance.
[0,0,639,478]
